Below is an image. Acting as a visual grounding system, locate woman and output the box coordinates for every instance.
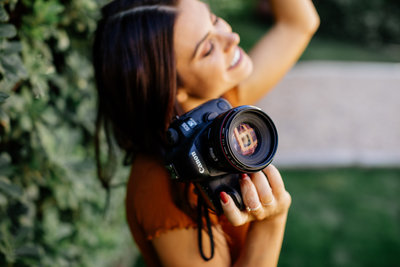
[93,0,319,266]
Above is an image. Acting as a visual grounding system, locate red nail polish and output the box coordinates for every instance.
[240,173,247,180]
[220,191,229,204]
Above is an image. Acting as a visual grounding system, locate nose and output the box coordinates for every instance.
[220,32,240,53]
[215,18,239,52]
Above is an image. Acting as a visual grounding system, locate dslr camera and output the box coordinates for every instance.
[165,98,278,214]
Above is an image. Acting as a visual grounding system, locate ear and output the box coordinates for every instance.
[176,88,189,103]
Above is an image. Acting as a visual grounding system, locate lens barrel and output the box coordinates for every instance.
[207,106,278,173]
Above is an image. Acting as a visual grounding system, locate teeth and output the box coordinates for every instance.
[230,48,240,68]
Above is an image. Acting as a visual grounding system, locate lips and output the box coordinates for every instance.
[228,47,242,69]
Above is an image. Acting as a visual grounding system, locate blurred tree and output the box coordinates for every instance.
[311,0,400,45]
[214,0,400,46]
[0,0,134,266]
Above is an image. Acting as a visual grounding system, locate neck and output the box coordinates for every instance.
[180,96,213,113]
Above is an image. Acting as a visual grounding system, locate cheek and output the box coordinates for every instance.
[194,59,225,85]
[202,67,229,94]
[177,68,216,97]
[177,55,231,97]
[206,56,229,82]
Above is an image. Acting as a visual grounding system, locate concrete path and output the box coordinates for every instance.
[256,61,400,168]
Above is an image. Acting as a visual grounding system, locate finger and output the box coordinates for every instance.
[240,174,264,219]
[249,171,274,206]
[219,191,248,226]
[262,164,286,196]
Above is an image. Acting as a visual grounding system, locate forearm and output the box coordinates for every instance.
[234,213,289,267]
[243,20,317,105]
[270,0,320,33]
[237,0,319,105]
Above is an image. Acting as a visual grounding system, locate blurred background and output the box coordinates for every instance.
[0,0,399,266]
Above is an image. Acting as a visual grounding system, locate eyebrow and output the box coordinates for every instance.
[190,3,212,60]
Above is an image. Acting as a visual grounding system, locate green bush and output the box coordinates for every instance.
[312,0,400,45]
[216,0,400,46]
[0,0,135,266]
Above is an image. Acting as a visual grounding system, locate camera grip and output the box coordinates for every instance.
[196,173,245,215]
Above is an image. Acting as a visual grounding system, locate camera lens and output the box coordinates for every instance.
[231,122,258,157]
[207,107,278,173]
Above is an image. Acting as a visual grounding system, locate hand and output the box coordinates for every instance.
[219,164,291,226]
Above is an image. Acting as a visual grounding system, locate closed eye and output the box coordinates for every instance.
[203,41,214,57]
[202,14,218,57]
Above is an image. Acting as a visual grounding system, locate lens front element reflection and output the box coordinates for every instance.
[232,123,258,156]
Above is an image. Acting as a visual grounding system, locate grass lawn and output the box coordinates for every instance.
[279,168,400,267]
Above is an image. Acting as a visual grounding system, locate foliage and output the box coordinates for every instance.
[0,0,135,266]
[215,0,400,47]
[313,0,400,46]
[206,0,250,17]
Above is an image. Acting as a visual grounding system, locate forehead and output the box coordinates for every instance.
[174,0,210,61]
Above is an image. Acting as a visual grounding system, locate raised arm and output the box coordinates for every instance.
[237,0,320,105]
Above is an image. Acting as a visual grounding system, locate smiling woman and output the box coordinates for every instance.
[174,0,253,107]
[92,0,319,266]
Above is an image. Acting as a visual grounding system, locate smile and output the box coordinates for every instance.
[229,47,242,69]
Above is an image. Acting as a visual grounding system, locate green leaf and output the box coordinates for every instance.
[0,223,16,264]
[0,5,9,22]
[0,23,17,38]
[0,152,11,165]
[15,245,42,258]
[1,40,22,53]
[0,153,13,176]
[0,91,8,103]
[0,192,7,206]
[0,54,28,82]
[0,176,23,199]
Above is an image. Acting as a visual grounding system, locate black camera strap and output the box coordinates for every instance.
[197,196,215,261]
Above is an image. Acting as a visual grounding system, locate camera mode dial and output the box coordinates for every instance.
[203,112,218,122]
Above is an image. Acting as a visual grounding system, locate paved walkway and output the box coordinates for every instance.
[256,61,400,167]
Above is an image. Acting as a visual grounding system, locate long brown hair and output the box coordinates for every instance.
[93,0,180,188]
[93,2,216,258]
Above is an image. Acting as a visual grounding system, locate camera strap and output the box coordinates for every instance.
[197,196,215,261]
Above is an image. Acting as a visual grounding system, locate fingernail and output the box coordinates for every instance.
[240,173,248,180]
[220,191,229,204]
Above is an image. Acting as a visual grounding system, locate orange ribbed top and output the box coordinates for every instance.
[125,93,249,266]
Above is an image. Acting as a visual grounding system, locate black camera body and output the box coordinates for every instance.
[165,98,278,214]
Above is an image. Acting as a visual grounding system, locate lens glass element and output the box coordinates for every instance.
[231,123,258,156]
[225,109,277,171]
[207,106,277,173]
